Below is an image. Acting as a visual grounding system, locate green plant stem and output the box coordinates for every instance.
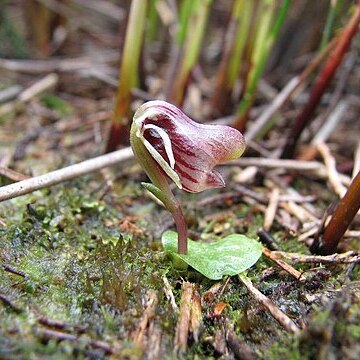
[167,0,212,105]
[177,0,194,44]
[147,0,159,42]
[320,0,344,49]
[106,0,148,152]
[211,0,252,114]
[281,2,360,159]
[164,0,193,100]
[311,170,360,255]
[227,0,253,87]
[233,0,291,131]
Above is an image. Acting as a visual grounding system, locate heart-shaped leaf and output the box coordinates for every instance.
[162,231,262,280]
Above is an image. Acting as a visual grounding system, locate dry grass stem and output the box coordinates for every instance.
[239,275,300,334]
[311,100,348,146]
[281,201,318,223]
[245,37,337,142]
[0,167,30,182]
[0,52,118,73]
[272,250,360,264]
[231,157,351,185]
[262,248,306,282]
[317,142,347,197]
[35,328,115,354]
[298,226,318,242]
[264,188,280,231]
[0,85,22,103]
[0,74,58,117]
[0,148,133,202]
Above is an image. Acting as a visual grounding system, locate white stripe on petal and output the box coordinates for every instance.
[141,136,182,190]
[143,123,176,169]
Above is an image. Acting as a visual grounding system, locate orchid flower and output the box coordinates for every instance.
[130,100,245,254]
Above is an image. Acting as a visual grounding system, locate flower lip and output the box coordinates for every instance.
[133,100,246,193]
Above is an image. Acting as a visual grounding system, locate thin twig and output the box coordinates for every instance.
[262,248,306,282]
[0,148,133,202]
[0,85,22,103]
[0,51,119,73]
[264,188,280,231]
[245,36,337,141]
[281,201,318,223]
[19,74,59,102]
[281,3,360,158]
[311,100,348,146]
[0,167,30,182]
[0,293,23,313]
[239,274,300,334]
[272,250,360,264]
[231,157,322,170]
[270,174,320,216]
[0,74,58,117]
[38,316,88,332]
[300,52,355,161]
[231,157,351,185]
[3,265,27,278]
[35,328,115,354]
[298,226,318,243]
[317,142,347,197]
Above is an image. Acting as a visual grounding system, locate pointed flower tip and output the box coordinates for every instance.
[131,100,246,193]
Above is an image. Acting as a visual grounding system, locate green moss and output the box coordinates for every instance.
[1,176,359,358]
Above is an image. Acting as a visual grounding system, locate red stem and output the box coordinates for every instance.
[105,122,130,153]
[311,170,360,255]
[172,204,188,254]
[281,2,360,159]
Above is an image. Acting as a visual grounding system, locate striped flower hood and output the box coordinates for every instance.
[132,100,246,193]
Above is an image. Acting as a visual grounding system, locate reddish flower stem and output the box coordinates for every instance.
[311,170,360,255]
[172,204,188,254]
[105,122,130,152]
[281,2,360,159]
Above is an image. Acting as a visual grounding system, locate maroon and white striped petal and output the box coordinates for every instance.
[133,100,246,193]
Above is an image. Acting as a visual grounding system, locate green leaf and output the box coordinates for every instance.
[141,182,167,206]
[162,231,263,280]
